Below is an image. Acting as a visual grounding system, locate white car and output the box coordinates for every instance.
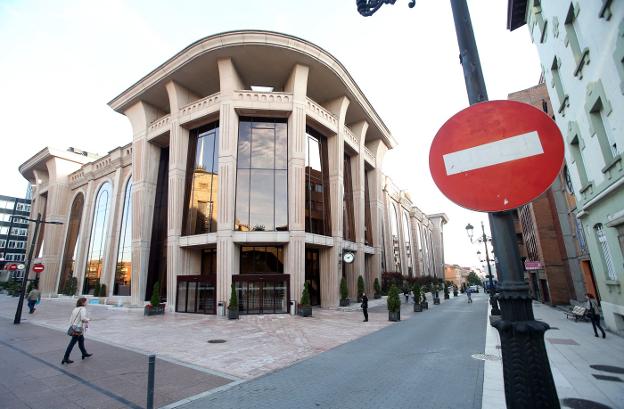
[468,285,479,293]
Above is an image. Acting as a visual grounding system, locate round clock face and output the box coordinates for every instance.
[343,252,354,264]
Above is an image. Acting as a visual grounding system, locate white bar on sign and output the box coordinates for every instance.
[443,131,543,176]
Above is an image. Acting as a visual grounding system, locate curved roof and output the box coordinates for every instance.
[108,30,396,148]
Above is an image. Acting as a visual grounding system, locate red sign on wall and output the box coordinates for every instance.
[32,263,45,273]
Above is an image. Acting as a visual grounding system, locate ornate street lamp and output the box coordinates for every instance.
[466,222,500,316]
[356,1,560,408]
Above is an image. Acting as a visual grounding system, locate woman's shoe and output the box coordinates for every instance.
[61,359,74,364]
[82,353,93,360]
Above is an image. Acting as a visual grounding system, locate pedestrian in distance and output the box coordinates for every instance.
[62,297,93,364]
[586,293,606,338]
[26,285,41,314]
[466,287,473,303]
[403,288,409,303]
[361,293,368,322]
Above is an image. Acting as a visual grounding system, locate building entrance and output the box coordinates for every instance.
[234,275,289,314]
[305,248,321,306]
[175,276,216,314]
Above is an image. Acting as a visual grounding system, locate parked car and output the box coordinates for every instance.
[469,285,479,293]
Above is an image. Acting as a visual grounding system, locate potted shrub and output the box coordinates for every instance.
[443,282,450,300]
[228,282,239,320]
[300,282,312,317]
[99,283,108,304]
[357,275,365,302]
[373,278,382,299]
[413,283,422,312]
[387,284,401,321]
[144,282,165,316]
[339,277,350,306]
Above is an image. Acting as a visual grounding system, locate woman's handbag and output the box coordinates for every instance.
[67,325,83,336]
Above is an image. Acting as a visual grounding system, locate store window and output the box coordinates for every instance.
[305,128,331,235]
[114,179,132,296]
[595,224,617,281]
[83,183,112,294]
[343,155,355,242]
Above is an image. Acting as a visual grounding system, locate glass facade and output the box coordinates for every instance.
[114,179,132,296]
[343,155,355,242]
[389,202,401,273]
[305,128,331,235]
[402,210,413,276]
[146,148,169,301]
[236,246,287,314]
[235,118,288,232]
[59,193,84,293]
[184,124,219,235]
[364,172,373,246]
[83,183,112,294]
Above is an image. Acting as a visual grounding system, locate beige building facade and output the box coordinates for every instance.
[19,31,446,314]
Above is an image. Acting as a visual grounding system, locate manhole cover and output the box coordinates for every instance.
[561,398,613,409]
[590,365,624,374]
[207,339,226,344]
[471,353,501,361]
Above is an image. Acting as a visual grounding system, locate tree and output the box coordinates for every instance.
[357,275,365,298]
[301,281,311,307]
[340,277,349,301]
[150,282,161,307]
[374,278,381,296]
[387,284,401,313]
[228,282,238,311]
[467,271,482,286]
[412,282,421,304]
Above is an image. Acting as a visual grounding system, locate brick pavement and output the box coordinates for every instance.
[0,317,232,409]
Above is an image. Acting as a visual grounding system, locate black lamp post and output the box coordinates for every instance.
[356,1,560,408]
[13,213,63,324]
[466,222,500,315]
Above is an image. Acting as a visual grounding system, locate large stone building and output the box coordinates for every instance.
[19,31,446,314]
[508,2,624,333]
[508,83,590,305]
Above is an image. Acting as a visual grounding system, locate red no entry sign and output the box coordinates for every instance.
[32,263,44,273]
[7,264,17,271]
[429,100,564,212]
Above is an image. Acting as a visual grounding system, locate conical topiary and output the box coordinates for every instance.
[228,282,238,311]
[374,277,381,297]
[387,284,401,313]
[150,282,160,307]
[340,277,348,301]
[301,281,311,307]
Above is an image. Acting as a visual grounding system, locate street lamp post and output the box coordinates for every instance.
[356,1,560,408]
[13,213,63,325]
[466,222,500,315]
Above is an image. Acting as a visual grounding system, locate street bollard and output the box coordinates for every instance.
[147,354,155,409]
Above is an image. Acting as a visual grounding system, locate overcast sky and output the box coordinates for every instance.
[0,0,540,269]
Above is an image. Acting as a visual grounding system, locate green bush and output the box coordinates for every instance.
[357,275,365,297]
[150,282,161,307]
[387,284,401,313]
[340,277,348,301]
[100,284,107,297]
[412,283,421,304]
[228,282,238,311]
[374,278,381,296]
[93,280,101,297]
[301,281,311,307]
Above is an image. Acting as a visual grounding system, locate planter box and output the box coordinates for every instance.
[444,294,450,300]
[144,304,165,316]
[421,301,428,310]
[339,299,350,307]
[414,303,423,312]
[388,310,401,322]
[228,309,239,320]
[373,294,381,299]
[300,305,312,317]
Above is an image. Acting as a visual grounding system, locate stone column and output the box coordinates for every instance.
[74,180,95,292]
[351,121,368,296]
[124,101,165,306]
[366,140,388,286]
[165,80,198,310]
[285,64,309,306]
[323,96,350,305]
[216,58,244,308]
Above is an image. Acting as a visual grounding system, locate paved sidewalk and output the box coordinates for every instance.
[482,301,624,409]
[0,317,232,409]
[0,293,417,380]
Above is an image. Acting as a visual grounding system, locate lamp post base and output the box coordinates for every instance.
[492,281,560,409]
[490,291,501,316]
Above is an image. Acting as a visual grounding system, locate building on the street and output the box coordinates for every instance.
[508,1,624,333]
[443,264,472,288]
[0,194,32,282]
[508,83,590,305]
[18,30,446,314]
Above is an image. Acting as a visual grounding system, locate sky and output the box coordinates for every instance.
[0,0,541,269]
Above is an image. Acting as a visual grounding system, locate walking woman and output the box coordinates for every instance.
[586,294,606,338]
[361,293,368,322]
[62,297,93,364]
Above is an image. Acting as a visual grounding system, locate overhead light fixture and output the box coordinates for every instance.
[251,86,274,92]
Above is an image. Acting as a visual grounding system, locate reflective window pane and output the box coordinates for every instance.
[83,183,112,294]
[237,121,251,169]
[275,122,287,169]
[251,127,275,169]
[114,179,132,295]
[275,170,288,231]
[250,170,274,231]
[235,169,250,231]
[59,194,84,293]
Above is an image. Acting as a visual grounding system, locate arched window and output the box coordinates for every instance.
[402,210,413,276]
[58,193,84,293]
[595,224,616,280]
[389,203,401,273]
[83,182,112,294]
[114,179,132,295]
